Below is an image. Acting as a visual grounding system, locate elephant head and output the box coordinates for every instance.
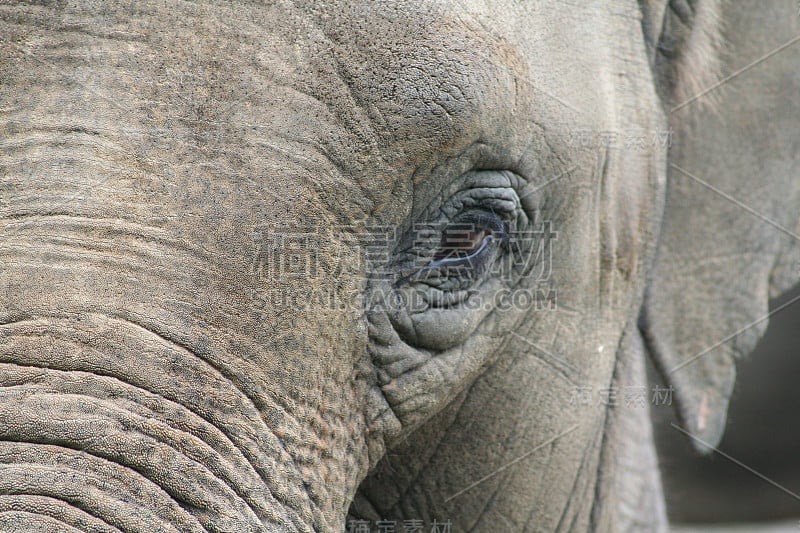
[1,0,797,531]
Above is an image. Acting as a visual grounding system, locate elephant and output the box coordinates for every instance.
[1,0,798,531]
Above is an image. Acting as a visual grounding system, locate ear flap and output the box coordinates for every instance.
[641,1,800,450]
[640,0,724,106]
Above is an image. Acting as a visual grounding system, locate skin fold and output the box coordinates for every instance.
[0,1,797,531]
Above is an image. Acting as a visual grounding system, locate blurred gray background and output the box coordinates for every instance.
[652,284,800,529]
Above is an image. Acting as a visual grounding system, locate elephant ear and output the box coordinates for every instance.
[639,0,724,106]
[641,0,800,450]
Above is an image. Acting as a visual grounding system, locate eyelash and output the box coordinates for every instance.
[394,210,510,287]
[429,232,496,268]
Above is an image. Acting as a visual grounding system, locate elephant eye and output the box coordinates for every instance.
[430,216,508,267]
[394,211,509,287]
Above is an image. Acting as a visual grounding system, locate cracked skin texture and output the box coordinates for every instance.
[1,0,799,531]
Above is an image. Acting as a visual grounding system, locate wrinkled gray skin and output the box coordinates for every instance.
[1,1,798,531]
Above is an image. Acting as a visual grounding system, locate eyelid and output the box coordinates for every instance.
[441,187,520,219]
[393,177,521,288]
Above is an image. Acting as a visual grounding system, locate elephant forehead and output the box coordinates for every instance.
[272,1,657,180]
[247,1,533,174]
[317,9,524,141]
[6,1,659,231]
[293,2,585,163]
